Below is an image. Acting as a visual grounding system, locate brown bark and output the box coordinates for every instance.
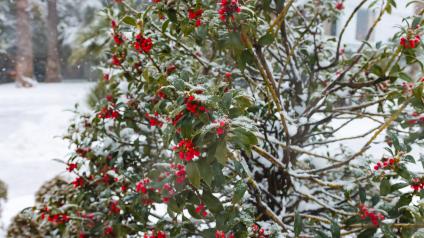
[45,0,62,83]
[15,0,34,87]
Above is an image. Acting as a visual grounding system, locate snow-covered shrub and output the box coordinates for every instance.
[0,179,6,226]
[32,0,423,237]
[6,177,75,238]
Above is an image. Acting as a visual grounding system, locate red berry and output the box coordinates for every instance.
[335,2,344,10]
[400,37,406,47]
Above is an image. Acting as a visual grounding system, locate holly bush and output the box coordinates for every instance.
[26,0,424,237]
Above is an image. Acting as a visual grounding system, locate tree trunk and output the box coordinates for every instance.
[15,0,34,87]
[45,0,62,83]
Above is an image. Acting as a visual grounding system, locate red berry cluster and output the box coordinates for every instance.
[136,178,151,194]
[111,20,118,30]
[112,54,122,66]
[173,139,200,161]
[76,147,91,157]
[335,2,344,10]
[102,173,114,185]
[166,64,177,75]
[40,207,70,225]
[225,72,232,80]
[373,157,396,171]
[172,112,184,126]
[195,203,208,217]
[104,226,114,235]
[97,106,120,119]
[251,224,269,238]
[145,112,163,127]
[185,95,207,114]
[134,34,153,54]
[171,163,186,183]
[218,0,241,22]
[156,90,166,99]
[113,33,125,46]
[411,177,424,191]
[67,163,78,172]
[110,200,120,214]
[400,35,421,49]
[105,95,114,102]
[72,177,84,188]
[188,8,203,27]
[103,73,110,81]
[143,230,167,238]
[406,112,424,125]
[213,120,226,136]
[402,82,415,95]
[161,183,175,203]
[215,230,235,238]
[358,204,384,227]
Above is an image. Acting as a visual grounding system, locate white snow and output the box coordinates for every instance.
[0,81,94,236]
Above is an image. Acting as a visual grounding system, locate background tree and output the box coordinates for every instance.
[15,0,35,87]
[45,0,61,83]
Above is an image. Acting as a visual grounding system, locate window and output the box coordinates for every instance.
[324,19,339,36]
[356,9,374,41]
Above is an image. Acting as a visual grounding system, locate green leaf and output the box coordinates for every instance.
[122,16,137,26]
[221,92,233,112]
[404,155,415,163]
[391,182,409,192]
[398,72,413,82]
[215,141,228,165]
[359,185,366,203]
[162,20,170,33]
[232,180,247,204]
[202,191,223,214]
[258,33,275,46]
[331,220,340,238]
[186,162,201,188]
[385,2,392,14]
[168,197,184,213]
[396,194,412,208]
[180,118,193,138]
[166,9,178,22]
[314,230,330,238]
[173,79,185,91]
[197,159,213,186]
[381,223,396,238]
[211,164,226,188]
[294,211,302,237]
[380,178,391,196]
[370,64,383,77]
[413,84,423,106]
[397,165,412,180]
[358,228,377,238]
[230,128,258,151]
[391,135,401,152]
[344,215,361,226]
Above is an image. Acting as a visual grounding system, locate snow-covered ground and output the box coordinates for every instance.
[0,81,94,235]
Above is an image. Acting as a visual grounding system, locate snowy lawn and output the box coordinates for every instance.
[0,81,94,233]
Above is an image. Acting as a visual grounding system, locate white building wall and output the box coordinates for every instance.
[339,0,415,46]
